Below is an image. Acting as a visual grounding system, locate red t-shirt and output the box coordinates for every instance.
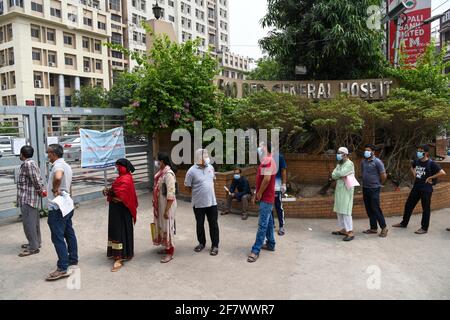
[256,155,277,204]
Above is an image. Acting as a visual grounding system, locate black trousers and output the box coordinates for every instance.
[193,205,219,248]
[363,187,387,230]
[401,188,432,231]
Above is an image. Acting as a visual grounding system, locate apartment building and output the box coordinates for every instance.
[0,0,111,107]
[0,0,250,106]
[439,8,450,74]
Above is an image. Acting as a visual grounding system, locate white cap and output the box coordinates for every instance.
[338,147,349,155]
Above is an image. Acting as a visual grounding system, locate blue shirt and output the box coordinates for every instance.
[229,176,252,200]
[275,153,287,191]
[361,157,385,189]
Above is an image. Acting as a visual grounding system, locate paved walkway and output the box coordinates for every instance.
[0,194,449,300]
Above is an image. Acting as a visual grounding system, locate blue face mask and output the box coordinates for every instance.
[336,154,344,161]
[234,174,241,180]
[417,151,425,159]
[364,151,372,159]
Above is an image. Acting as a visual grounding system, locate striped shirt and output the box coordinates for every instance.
[17,159,45,208]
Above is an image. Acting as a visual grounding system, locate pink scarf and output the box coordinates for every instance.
[152,165,171,218]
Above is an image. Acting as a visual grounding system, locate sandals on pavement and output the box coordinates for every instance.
[241,213,249,220]
[415,228,428,235]
[18,249,40,257]
[379,228,389,238]
[220,211,230,216]
[261,244,275,251]
[111,260,123,272]
[247,252,258,263]
[160,255,173,263]
[194,244,205,252]
[332,230,347,236]
[392,223,407,228]
[363,229,378,234]
[343,235,355,242]
[46,269,70,281]
[210,247,219,256]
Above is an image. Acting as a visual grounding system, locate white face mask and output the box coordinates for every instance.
[154,160,161,170]
[114,167,119,174]
[204,157,211,165]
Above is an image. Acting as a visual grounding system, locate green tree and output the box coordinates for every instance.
[71,85,108,108]
[259,0,386,80]
[246,56,284,81]
[107,71,139,109]
[385,42,450,99]
[106,25,220,182]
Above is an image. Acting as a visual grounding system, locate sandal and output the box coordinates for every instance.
[241,214,249,220]
[220,211,230,216]
[46,269,70,281]
[261,244,275,251]
[18,249,40,257]
[247,252,258,263]
[160,255,173,263]
[379,228,389,238]
[415,228,428,235]
[157,249,167,255]
[332,230,347,236]
[343,235,355,242]
[210,247,219,256]
[363,229,378,234]
[194,244,205,252]
[111,260,123,272]
[21,244,29,249]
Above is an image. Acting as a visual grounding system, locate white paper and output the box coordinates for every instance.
[12,138,27,156]
[50,192,74,217]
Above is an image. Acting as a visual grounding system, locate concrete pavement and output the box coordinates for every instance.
[0,193,449,300]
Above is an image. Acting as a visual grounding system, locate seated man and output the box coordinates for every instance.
[221,168,252,220]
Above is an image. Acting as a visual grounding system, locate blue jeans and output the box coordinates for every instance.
[251,201,276,255]
[47,209,78,272]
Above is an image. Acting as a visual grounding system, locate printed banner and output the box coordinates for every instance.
[80,127,126,169]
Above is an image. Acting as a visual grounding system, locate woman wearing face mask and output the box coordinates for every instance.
[331,147,356,241]
[103,158,138,272]
[152,152,177,263]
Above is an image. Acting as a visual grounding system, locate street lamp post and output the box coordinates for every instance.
[152,1,163,20]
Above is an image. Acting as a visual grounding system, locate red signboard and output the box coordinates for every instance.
[389,0,431,66]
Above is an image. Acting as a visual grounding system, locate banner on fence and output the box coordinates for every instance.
[80,127,126,169]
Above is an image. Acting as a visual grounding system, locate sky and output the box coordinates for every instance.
[229,0,450,62]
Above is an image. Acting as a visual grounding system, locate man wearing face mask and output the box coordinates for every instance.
[361,144,388,237]
[393,144,446,234]
[185,149,220,256]
[331,147,356,242]
[221,168,252,220]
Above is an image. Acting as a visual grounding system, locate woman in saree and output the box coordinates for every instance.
[331,147,356,242]
[103,158,138,272]
[152,152,177,263]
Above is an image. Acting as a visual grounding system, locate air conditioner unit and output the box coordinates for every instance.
[49,62,56,67]
[84,67,90,72]
[1,85,6,90]
[35,80,42,88]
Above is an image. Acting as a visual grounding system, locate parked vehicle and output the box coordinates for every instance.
[59,135,81,161]
[0,136,13,155]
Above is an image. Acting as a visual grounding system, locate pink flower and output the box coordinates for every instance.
[174,113,181,120]
[131,101,140,108]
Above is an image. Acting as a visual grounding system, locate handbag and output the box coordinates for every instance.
[150,222,157,243]
[343,174,360,190]
[161,171,179,196]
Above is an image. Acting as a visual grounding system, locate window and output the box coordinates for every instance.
[83,17,92,27]
[65,56,74,66]
[83,58,90,70]
[47,29,55,42]
[95,60,102,71]
[64,33,73,45]
[111,14,121,22]
[50,7,61,18]
[9,0,24,7]
[31,25,40,39]
[64,78,70,88]
[94,41,101,52]
[109,0,121,11]
[141,0,146,11]
[31,2,43,12]
[168,0,174,7]
[169,15,175,22]
[48,52,56,65]
[82,37,89,49]
[111,32,122,45]
[32,49,41,61]
[68,13,77,23]
[98,21,106,30]
[111,50,122,59]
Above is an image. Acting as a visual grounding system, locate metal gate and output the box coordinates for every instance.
[0,106,151,219]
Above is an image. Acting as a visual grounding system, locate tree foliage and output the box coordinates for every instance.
[107,72,139,109]
[106,26,220,136]
[259,0,386,80]
[246,56,284,81]
[71,86,108,108]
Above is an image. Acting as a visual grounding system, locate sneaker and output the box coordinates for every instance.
[415,228,428,235]
[379,228,389,238]
[278,227,285,236]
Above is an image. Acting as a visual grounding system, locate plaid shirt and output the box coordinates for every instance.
[17,159,45,208]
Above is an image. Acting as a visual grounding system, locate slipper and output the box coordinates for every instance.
[46,269,70,281]
[343,235,355,242]
[111,261,123,272]
[18,249,40,257]
[241,214,249,220]
[210,247,219,256]
[21,244,29,249]
[362,229,378,234]
[160,255,173,263]
[332,231,347,236]
[247,253,258,263]
[415,229,428,235]
[194,244,205,252]
[261,244,275,251]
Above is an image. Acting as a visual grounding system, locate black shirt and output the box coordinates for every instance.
[412,159,441,192]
